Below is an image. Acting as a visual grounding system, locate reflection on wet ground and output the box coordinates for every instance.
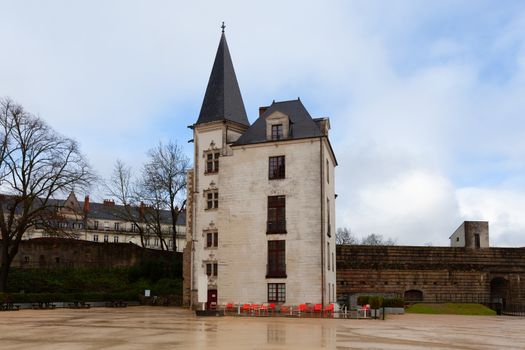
[0,306,524,349]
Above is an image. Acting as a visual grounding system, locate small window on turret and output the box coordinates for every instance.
[205,152,220,174]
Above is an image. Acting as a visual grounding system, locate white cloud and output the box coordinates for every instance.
[457,187,525,247]
[1,1,525,246]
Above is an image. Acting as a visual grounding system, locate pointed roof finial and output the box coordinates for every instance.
[221,21,226,33]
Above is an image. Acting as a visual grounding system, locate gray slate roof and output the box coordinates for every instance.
[81,202,186,226]
[0,194,186,226]
[233,99,323,146]
[196,33,249,126]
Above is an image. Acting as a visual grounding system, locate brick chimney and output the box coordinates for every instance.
[259,106,270,117]
[83,195,90,212]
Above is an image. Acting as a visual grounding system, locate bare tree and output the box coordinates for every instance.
[360,233,396,246]
[105,160,146,248]
[137,177,169,251]
[336,227,358,245]
[0,98,95,292]
[142,141,189,253]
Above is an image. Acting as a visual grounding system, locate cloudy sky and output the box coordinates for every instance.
[1,0,525,247]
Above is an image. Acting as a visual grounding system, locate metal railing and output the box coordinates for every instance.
[267,221,286,234]
[266,264,287,278]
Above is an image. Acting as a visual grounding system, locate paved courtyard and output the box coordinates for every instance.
[0,306,524,349]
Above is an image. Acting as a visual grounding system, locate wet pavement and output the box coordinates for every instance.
[0,306,524,349]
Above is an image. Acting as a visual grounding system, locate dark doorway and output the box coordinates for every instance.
[404,289,423,302]
[207,289,217,310]
[490,277,510,306]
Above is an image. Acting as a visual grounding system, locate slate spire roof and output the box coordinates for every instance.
[196,32,249,126]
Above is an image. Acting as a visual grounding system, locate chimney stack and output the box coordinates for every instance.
[259,106,269,117]
[84,195,90,212]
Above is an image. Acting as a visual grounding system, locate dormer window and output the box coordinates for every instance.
[271,124,283,140]
[266,112,289,141]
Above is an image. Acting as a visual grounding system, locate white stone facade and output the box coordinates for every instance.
[188,118,336,307]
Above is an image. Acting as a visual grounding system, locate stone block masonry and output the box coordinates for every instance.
[337,245,525,305]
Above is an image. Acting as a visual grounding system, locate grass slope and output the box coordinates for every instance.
[406,303,496,316]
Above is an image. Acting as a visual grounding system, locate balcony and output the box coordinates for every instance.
[267,220,286,234]
[266,264,287,278]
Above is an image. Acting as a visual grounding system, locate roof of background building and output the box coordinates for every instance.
[195,33,249,126]
[80,201,186,226]
[233,99,323,146]
[0,194,186,226]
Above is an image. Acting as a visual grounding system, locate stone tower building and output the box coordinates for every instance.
[183,30,337,309]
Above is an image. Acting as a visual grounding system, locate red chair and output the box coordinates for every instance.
[225,303,234,314]
[268,303,276,314]
[259,304,268,315]
[279,305,291,315]
[294,304,307,316]
[251,304,260,316]
[313,303,322,317]
[242,303,251,315]
[324,303,334,317]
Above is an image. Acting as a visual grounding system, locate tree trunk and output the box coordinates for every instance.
[170,208,178,253]
[0,244,11,293]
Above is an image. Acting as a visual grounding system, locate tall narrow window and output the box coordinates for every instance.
[206,263,218,276]
[114,236,119,243]
[206,190,219,209]
[94,221,99,230]
[267,240,286,278]
[474,234,480,248]
[327,198,331,237]
[206,231,218,248]
[268,283,286,303]
[269,156,285,179]
[327,242,330,270]
[205,152,220,173]
[114,222,120,231]
[326,159,329,184]
[271,124,283,140]
[267,196,286,233]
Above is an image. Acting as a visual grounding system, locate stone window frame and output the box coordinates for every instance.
[265,111,290,141]
[204,150,221,174]
[269,156,285,180]
[267,240,286,278]
[206,262,218,277]
[204,189,219,210]
[271,124,283,140]
[268,283,286,303]
[267,195,286,234]
[204,230,218,249]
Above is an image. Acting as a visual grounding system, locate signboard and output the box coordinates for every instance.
[144,289,151,297]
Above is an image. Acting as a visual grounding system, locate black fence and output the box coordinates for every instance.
[502,304,525,317]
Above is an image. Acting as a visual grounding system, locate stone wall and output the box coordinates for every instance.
[337,245,525,305]
[2,238,176,269]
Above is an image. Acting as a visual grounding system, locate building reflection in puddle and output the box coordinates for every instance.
[267,323,286,344]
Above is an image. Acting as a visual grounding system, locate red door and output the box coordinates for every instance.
[207,290,217,310]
